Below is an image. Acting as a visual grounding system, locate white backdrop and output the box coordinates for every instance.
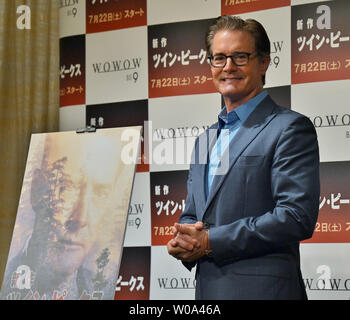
[59,0,350,300]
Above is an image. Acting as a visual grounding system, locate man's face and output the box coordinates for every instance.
[210,29,270,109]
[30,133,122,278]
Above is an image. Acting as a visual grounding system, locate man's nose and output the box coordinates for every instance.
[65,184,89,232]
[223,56,238,72]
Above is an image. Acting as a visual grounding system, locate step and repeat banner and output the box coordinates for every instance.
[59,0,350,300]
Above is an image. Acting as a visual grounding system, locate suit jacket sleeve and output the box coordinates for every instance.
[179,135,200,225]
[179,138,202,270]
[209,115,320,265]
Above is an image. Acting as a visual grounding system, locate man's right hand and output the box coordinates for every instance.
[167,221,209,262]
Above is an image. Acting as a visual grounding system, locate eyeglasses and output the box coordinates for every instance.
[208,52,257,68]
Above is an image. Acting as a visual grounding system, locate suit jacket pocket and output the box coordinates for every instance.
[235,155,265,167]
[230,255,293,279]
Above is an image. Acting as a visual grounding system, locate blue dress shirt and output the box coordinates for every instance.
[206,90,268,198]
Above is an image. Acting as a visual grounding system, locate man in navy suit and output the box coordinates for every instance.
[167,16,320,300]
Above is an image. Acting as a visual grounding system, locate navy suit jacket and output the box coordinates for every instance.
[179,95,320,300]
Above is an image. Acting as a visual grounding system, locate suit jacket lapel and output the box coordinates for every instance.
[195,123,218,213]
[201,96,278,219]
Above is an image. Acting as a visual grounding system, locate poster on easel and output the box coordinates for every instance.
[0,126,141,300]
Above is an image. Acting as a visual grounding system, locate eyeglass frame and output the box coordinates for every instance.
[207,51,258,68]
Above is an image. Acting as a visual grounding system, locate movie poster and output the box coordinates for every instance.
[0,127,141,300]
[148,18,217,98]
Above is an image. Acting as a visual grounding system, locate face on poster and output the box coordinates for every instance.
[1,127,141,300]
[291,0,350,84]
[86,26,148,105]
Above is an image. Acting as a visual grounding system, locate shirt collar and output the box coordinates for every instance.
[218,90,268,129]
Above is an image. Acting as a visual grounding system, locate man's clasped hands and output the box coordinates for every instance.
[167,221,211,262]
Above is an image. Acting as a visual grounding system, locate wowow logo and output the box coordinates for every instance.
[157,277,195,290]
[16,5,31,30]
[304,265,350,293]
